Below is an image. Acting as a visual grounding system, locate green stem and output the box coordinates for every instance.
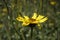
[31,27,33,40]
[12,23,25,40]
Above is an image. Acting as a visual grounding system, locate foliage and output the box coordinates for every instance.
[0,0,59,40]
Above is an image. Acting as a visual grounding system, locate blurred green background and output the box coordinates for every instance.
[0,0,60,40]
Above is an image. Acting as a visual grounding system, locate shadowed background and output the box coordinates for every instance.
[0,0,59,40]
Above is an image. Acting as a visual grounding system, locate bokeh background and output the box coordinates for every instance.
[0,0,60,40]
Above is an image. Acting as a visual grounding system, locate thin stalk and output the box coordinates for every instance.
[40,0,43,10]
[2,0,11,40]
[53,6,56,13]
[0,37,1,40]
[12,23,25,40]
[31,27,33,40]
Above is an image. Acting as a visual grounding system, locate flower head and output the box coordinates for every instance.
[16,13,48,29]
[50,1,56,6]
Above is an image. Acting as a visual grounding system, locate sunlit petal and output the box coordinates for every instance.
[16,16,24,21]
[37,24,41,29]
[39,17,48,23]
[32,13,37,19]
[36,15,44,20]
[24,16,29,20]
[22,22,30,26]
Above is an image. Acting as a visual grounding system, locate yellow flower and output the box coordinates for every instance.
[16,13,48,29]
[2,8,7,13]
[50,1,56,5]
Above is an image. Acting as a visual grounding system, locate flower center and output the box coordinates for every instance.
[29,19,38,24]
[30,19,36,21]
[29,23,37,27]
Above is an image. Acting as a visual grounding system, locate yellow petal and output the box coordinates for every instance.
[36,15,44,20]
[23,16,30,24]
[16,16,24,21]
[22,22,30,26]
[37,24,41,29]
[24,16,29,20]
[39,17,48,23]
[32,13,37,19]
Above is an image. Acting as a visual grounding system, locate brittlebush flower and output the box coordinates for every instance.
[16,13,48,29]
